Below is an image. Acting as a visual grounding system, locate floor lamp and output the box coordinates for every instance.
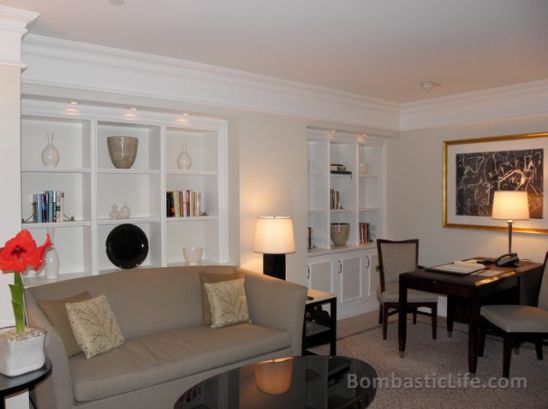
[254,216,295,280]
[491,190,529,258]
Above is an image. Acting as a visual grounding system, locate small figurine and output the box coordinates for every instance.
[119,202,130,219]
[109,203,120,219]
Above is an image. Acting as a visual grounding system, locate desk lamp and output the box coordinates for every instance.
[491,191,529,260]
[254,216,295,280]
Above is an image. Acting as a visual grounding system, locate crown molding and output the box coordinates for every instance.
[21,35,400,130]
[0,6,38,64]
[400,80,548,131]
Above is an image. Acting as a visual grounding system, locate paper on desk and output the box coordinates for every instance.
[474,270,504,277]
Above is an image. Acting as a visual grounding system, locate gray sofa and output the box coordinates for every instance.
[25,266,307,409]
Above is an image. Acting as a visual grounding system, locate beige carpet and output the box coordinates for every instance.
[316,321,548,409]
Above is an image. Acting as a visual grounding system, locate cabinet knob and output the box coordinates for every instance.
[338,260,342,274]
[306,265,311,279]
[365,256,370,268]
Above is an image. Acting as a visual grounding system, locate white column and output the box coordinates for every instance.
[0,5,39,409]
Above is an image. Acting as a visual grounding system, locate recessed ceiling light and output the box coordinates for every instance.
[182,112,190,117]
[109,0,125,5]
[69,100,79,105]
[129,107,138,111]
[419,81,442,92]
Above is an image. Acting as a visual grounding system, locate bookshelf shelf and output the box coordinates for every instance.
[21,100,230,281]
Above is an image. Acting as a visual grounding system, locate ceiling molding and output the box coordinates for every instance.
[21,34,400,130]
[0,5,38,63]
[400,80,548,131]
[20,35,548,132]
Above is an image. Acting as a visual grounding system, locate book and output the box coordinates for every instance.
[427,262,484,275]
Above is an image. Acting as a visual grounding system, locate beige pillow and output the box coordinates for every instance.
[199,270,243,325]
[66,294,125,359]
[37,291,92,357]
[204,278,250,328]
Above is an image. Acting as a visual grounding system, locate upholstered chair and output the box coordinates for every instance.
[479,252,548,378]
[376,239,438,340]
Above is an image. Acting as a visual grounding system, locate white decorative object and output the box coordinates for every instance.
[0,327,46,377]
[177,141,192,170]
[119,202,130,219]
[109,203,120,219]
[44,229,60,280]
[183,246,203,264]
[41,133,60,168]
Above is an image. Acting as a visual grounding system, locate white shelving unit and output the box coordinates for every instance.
[306,128,387,318]
[20,99,229,286]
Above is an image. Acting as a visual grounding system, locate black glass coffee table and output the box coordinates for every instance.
[174,355,377,409]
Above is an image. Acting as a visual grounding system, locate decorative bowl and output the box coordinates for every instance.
[330,223,350,247]
[107,136,138,169]
[183,246,203,264]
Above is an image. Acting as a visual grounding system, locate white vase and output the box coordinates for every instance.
[45,247,60,279]
[119,202,130,219]
[41,133,60,168]
[177,141,192,170]
[0,327,46,377]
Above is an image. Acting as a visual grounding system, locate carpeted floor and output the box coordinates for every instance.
[315,321,548,409]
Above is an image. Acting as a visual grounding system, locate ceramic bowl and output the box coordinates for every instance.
[183,246,203,264]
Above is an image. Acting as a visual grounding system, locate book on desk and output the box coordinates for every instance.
[426,260,486,275]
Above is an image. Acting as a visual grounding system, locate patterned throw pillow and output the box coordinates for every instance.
[204,278,250,328]
[66,295,125,359]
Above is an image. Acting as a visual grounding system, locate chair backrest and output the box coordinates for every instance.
[538,252,548,311]
[376,239,419,292]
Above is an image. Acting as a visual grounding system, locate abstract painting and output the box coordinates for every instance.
[443,132,548,234]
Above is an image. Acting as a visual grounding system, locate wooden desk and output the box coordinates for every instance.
[398,260,543,373]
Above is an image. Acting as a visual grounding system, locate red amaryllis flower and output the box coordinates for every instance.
[0,230,52,273]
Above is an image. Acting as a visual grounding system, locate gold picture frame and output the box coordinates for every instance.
[443,132,548,234]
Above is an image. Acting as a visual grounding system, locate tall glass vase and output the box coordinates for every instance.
[177,141,192,170]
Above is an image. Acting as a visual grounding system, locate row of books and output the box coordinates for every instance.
[330,189,342,210]
[31,191,65,223]
[166,191,203,217]
[359,222,373,244]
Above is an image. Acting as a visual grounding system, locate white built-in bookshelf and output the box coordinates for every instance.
[21,99,229,285]
[307,128,386,253]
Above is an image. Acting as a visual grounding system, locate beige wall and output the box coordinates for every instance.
[237,112,308,285]
[389,114,548,266]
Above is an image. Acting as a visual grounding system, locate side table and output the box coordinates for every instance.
[302,288,337,355]
[0,359,52,409]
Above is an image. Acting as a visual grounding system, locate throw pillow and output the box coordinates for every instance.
[204,278,250,328]
[199,270,243,325]
[37,291,92,357]
[66,294,125,359]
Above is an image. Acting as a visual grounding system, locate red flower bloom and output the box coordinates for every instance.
[0,230,52,273]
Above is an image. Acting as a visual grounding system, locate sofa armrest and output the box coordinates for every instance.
[25,291,74,409]
[242,270,307,355]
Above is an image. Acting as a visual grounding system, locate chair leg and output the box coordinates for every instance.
[535,340,544,360]
[431,304,437,340]
[382,304,389,340]
[503,335,513,378]
[478,320,486,357]
[412,308,417,324]
[378,307,383,324]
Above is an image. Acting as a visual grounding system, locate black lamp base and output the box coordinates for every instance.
[263,254,286,280]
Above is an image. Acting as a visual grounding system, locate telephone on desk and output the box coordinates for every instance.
[494,253,520,268]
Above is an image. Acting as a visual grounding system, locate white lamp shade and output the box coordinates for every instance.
[491,191,530,221]
[254,216,296,254]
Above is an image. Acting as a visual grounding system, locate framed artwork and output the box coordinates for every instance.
[443,132,548,234]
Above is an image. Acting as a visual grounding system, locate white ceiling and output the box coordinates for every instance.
[3,0,548,103]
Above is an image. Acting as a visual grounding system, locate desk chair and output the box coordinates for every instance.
[377,239,438,340]
[478,252,548,378]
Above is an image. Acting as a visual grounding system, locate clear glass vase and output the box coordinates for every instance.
[41,133,60,168]
[177,141,192,170]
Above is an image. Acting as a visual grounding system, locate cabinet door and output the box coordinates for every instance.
[307,258,334,293]
[338,253,364,307]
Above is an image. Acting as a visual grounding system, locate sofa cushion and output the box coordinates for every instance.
[200,270,243,325]
[205,278,250,328]
[66,295,126,359]
[70,323,292,402]
[37,291,91,357]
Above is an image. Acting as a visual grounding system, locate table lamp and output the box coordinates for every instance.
[254,216,296,280]
[491,190,529,257]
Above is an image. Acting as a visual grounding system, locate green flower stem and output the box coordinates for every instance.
[9,273,25,334]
